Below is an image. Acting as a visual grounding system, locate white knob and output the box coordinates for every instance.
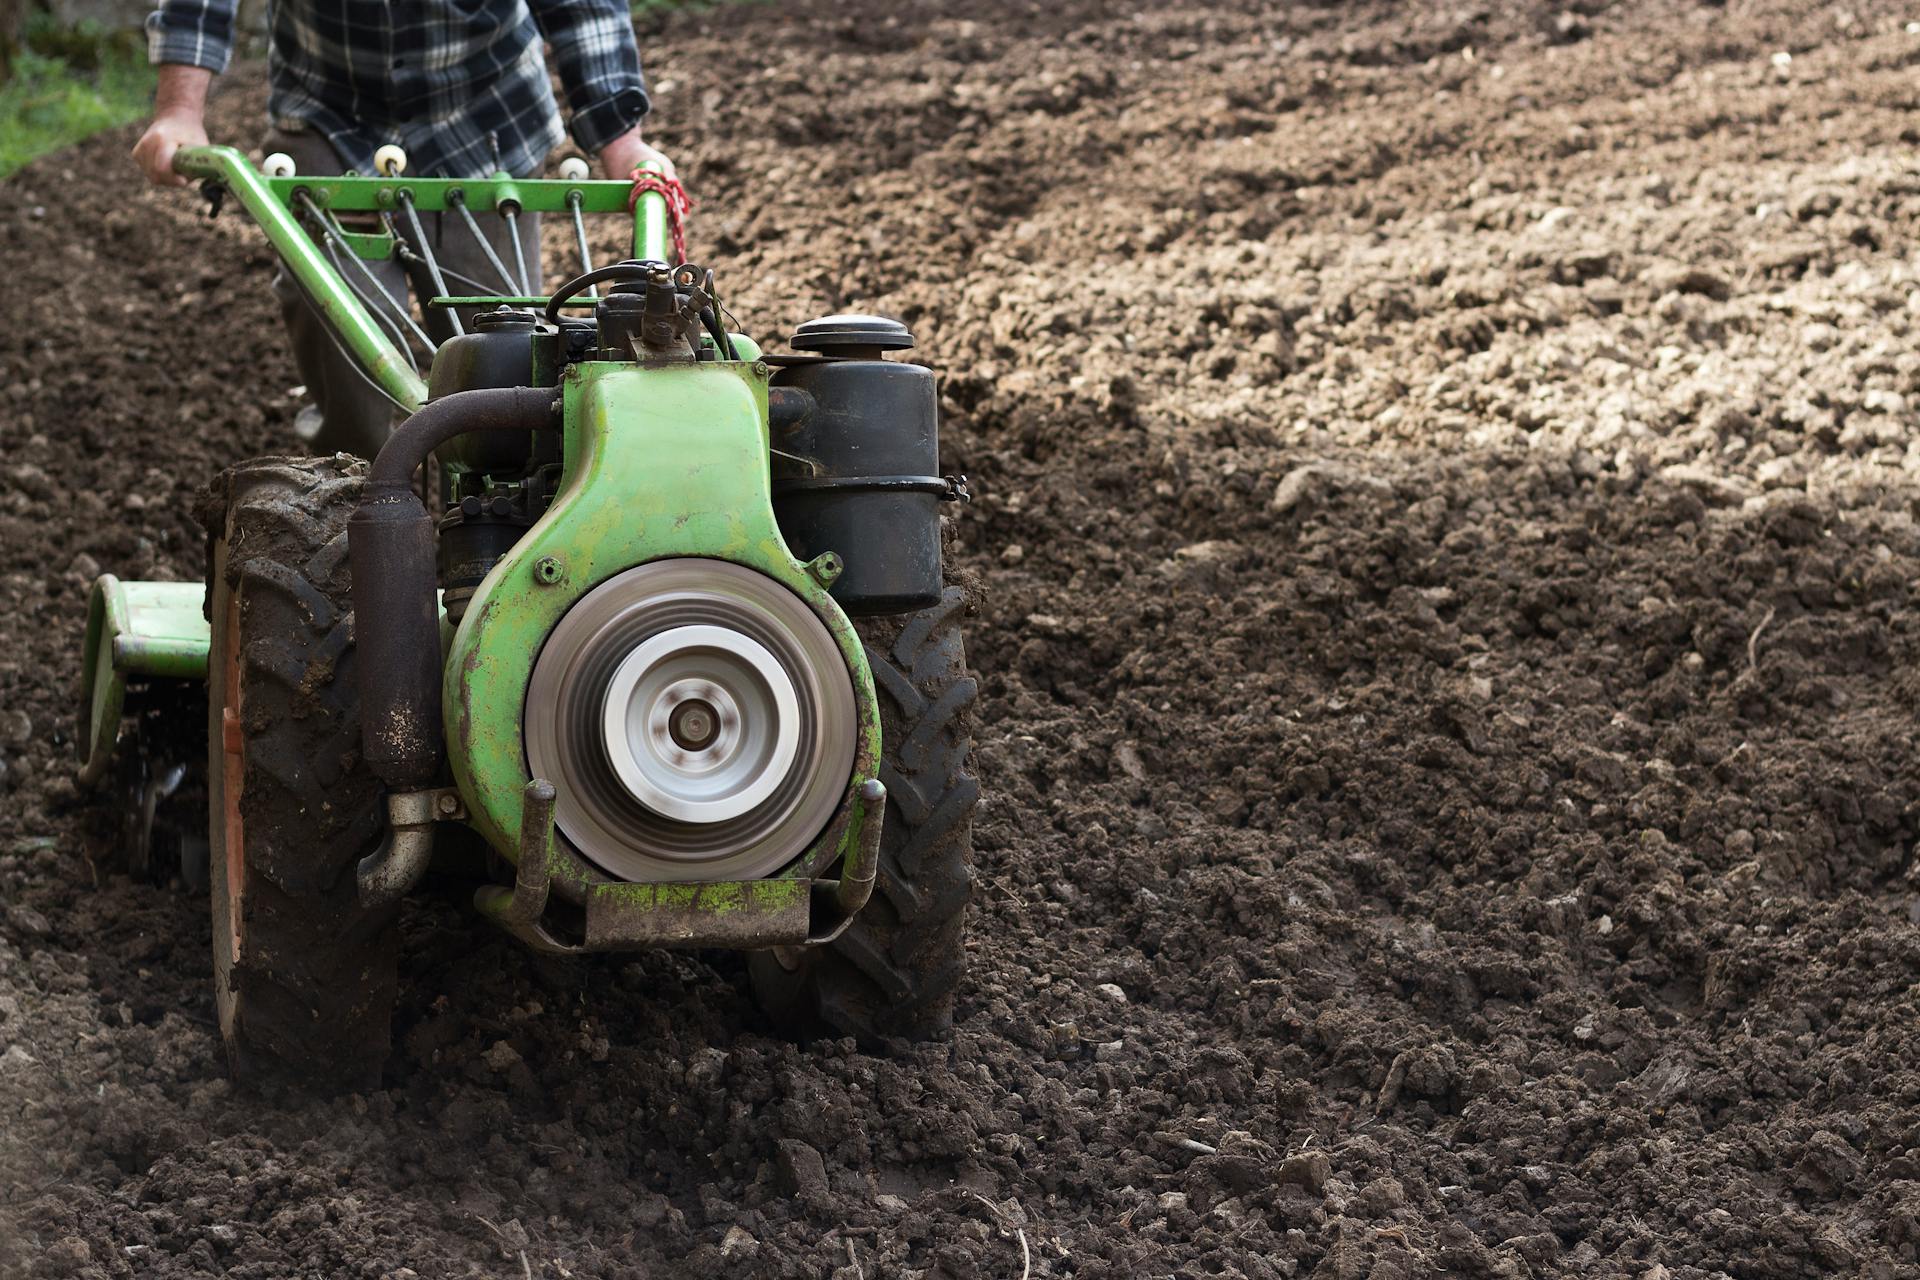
[557,156,590,182]
[374,144,408,177]
[262,152,296,178]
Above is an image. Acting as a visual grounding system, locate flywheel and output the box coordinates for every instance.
[524,559,857,882]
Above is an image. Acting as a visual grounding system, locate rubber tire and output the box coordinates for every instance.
[750,587,978,1041]
[203,456,396,1090]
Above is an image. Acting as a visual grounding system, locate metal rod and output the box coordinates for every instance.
[472,777,558,932]
[283,268,418,415]
[633,158,671,263]
[397,192,462,337]
[448,191,525,297]
[171,145,426,412]
[568,191,598,300]
[320,236,422,375]
[429,261,512,295]
[300,194,438,354]
[502,207,532,297]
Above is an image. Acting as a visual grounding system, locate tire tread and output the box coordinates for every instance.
[204,455,395,1089]
[753,587,978,1042]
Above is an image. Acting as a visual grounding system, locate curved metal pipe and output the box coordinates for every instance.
[833,777,887,916]
[357,787,454,906]
[367,385,558,489]
[357,819,436,907]
[350,387,560,788]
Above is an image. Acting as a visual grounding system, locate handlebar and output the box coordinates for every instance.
[171,145,674,416]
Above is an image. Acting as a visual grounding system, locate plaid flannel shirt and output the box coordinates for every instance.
[147,0,650,178]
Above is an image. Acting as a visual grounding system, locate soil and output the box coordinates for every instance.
[6,0,1920,1275]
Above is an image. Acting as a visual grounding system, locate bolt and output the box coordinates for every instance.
[752,359,772,380]
[807,552,844,586]
[435,792,461,817]
[534,556,565,585]
[668,699,720,751]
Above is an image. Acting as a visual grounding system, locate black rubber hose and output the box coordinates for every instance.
[349,387,559,787]
[543,262,657,323]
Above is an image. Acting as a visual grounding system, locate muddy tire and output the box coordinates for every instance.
[751,588,978,1041]
[203,456,395,1090]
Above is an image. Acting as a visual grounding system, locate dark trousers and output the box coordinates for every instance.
[267,129,543,459]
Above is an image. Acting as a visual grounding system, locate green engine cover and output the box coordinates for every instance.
[443,359,881,903]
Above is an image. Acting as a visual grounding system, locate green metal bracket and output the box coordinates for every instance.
[77,577,211,785]
[445,359,882,930]
[328,222,398,262]
[473,774,886,952]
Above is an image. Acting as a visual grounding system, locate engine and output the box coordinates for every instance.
[346,261,949,896]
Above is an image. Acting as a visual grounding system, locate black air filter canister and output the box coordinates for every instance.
[772,315,944,616]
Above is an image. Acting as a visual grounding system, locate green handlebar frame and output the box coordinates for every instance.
[172,144,673,416]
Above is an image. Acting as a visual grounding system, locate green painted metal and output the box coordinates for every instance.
[583,879,812,948]
[470,792,836,952]
[171,147,675,417]
[77,577,210,785]
[474,775,886,951]
[173,146,428,413]
[258,161,672,263]
[328,223,398,261]
[154,147,827,947]
[634,162,670,262]
[260,173,649,216]
[443,359,881,911]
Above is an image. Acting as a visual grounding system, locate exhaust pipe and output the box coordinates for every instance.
[349,386,559,788]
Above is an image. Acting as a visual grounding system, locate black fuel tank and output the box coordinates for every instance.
[771,315,945,616]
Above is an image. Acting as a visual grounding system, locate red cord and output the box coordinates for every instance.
[628,170,694,263]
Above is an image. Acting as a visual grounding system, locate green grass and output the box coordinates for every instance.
[0,22,155,180]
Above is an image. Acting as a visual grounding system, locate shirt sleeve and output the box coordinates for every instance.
[145,0,237,74]
[526,0,652,156]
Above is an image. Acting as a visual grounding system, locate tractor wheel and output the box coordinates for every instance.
[751,587,978,1041]
[203,456,395,1089]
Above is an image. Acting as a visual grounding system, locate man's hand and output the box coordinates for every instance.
[598,126,676,183]
[133,112,208,186]
[132,65,214,187]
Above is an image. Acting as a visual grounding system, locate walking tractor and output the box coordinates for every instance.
[74,146,978,1086]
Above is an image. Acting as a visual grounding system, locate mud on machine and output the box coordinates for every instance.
[75,145,978,1086]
